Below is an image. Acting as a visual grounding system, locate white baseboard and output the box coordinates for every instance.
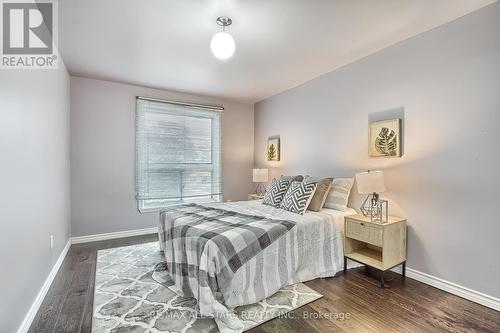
[71,227,157,244]
[17,238,71,333]
[404,267,500,311]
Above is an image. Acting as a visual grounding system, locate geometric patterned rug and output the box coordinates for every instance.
[92,242,322,333]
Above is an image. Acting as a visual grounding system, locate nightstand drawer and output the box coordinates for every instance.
[345,218,383,247]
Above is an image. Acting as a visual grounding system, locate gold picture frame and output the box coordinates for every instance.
[267,136,280,161]
[369,119,401,158]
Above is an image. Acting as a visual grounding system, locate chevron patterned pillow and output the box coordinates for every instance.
[262,178,292,207]
[280,181,318,215]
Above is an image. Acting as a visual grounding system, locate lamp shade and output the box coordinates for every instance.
[355,170,386,194]
[252,168,269,183]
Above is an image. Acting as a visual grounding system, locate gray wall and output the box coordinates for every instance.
[0,65,71,331]
[254,4,500,297]
[70,77,254,237]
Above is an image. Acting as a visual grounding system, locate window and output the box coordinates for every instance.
[136,97,222,212]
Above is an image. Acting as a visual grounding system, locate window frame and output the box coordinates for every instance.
[135,97,223,213]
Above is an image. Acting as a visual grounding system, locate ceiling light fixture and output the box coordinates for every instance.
[210,16,235,60]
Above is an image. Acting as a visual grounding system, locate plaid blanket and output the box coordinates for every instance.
[159,204,295,302]
[159,201,348,333]
[159,203,296,332]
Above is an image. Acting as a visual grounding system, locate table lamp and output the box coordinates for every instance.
[355,170,388,223]
[252,168,269,195]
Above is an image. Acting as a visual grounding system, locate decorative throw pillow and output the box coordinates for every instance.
[323,177,354,211]
[280,181,318,215]
[280,175,304,182]
[305,177,334,212]
[262,178,292,207]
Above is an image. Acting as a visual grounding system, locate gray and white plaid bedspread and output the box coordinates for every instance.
[159,201,350,333]
[159,203,296,330]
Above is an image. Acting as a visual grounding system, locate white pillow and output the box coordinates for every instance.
[323,177,354,211]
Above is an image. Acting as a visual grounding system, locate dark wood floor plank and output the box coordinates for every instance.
[53,260,93,332]
[29,234,500,333]
[291,304,347,333]
[320,271,471,333]
[305,277,381,332]
[29,248,79,333]
[307,276,422,333]
[347,269,499,333]
[306,284,402,332]
[79,252,96,333]
[377,272,500,332]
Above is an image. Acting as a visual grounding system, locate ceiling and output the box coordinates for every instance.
[59,0,496,103]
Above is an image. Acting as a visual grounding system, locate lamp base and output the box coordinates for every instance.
[360,193,388,223]
[254,183,266,196]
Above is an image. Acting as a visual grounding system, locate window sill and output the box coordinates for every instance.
[137,207,163,214]
[137,198,222,214]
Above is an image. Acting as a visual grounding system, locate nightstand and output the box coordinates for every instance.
[343,214,407,287]
[247,193,264,200]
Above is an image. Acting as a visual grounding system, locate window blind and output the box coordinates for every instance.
[136,97,222,211]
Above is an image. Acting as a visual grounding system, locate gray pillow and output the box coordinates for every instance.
[323,177,354,211]
[280,175,304,182]
[305,177,334,212]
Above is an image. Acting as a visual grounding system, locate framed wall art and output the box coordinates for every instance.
[267,136,280,161]
[369,119,401,158]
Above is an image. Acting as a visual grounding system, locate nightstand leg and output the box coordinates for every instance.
[381,271,385,288]
[402,261,406,278]
[343,256,347,274]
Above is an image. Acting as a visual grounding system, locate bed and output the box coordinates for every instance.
[159,200,356,333]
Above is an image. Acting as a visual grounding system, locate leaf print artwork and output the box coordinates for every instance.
[267,136,280,161]
[375,127,398,156]
[268,144,276,160]
[369,119,401,158]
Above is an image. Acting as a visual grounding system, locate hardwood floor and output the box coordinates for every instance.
[29,235,500,333]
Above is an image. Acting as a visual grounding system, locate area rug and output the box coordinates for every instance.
[92,242,322,333]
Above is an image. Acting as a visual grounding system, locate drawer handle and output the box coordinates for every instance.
[360,222,364,226]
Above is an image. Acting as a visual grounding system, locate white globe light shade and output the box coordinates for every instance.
[210,32,235,60]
